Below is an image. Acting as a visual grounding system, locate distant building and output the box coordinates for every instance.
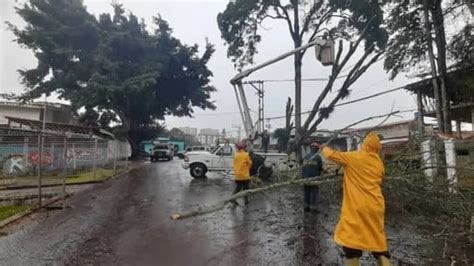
[0,101,77,126]
[199,128,220,146]
[179,127,198,136]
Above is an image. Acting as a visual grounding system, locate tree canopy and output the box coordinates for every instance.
[384,0,472,78]
[217,0,388,70]
[218,0,389,155]
[8,0,216,152]
[383,0,472,133]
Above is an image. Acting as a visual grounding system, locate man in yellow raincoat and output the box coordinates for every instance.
[232,142,253,205]
[321,132,391,266]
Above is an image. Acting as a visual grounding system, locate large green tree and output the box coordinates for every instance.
[8,0,216,154]
[218,0,388,156]
[384,0,472,133]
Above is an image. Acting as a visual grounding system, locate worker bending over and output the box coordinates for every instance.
[321,132,391,266]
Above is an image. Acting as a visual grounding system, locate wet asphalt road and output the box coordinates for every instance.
[0,160,453,265]
[0,160,342,265]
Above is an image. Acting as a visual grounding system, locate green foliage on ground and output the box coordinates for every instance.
[0,205,30,221]
[65,168,117,184]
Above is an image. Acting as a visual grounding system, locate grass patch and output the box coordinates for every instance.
[0,205,30,221]
[66,168,116,184]
[10,168,120,185]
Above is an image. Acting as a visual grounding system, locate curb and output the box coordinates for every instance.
[0,195,70,229]
[0,164,142,229]
[0,180,104,191]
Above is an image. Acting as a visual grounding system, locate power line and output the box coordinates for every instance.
[247,75,349,83]
[264,84,408,121]
[334,86,405,108]
[192,109,257,117]
[193,112,242,116]
[191,84,408,120]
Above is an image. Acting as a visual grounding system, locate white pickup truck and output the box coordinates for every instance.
[182,144,290,178]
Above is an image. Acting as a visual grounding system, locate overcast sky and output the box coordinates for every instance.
[1,0,421,137]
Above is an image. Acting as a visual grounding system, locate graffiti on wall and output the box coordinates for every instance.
[1,146,27,177]
[3,156,29,177]
[29,152,54,165]
[0,146,23,162]
[66,148,104,164]
[1,143,114,178]
[1,152,54,178]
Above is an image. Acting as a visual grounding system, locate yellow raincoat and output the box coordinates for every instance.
[321,132,388,252]
[233,150,252,181]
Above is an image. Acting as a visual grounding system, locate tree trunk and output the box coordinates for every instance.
[292,0,303,164]
[432,0,452,133]
[423,0,445,132]
[466,0,474,16]
[128,122,142,159]
[285,97,293,130]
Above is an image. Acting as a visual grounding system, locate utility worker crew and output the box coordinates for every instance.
[233,142,253,205]
[320,132,391,266]
[302,142,323,212]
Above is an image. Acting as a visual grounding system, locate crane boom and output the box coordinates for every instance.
[230,38,330,143]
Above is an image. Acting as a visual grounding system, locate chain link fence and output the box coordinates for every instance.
[0,133,131,206]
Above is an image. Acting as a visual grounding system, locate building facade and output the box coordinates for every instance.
[0,101,76,126]
[199,128,220,146]
[179,127,198,136]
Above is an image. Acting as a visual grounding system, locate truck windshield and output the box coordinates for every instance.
[154,145,168,150]
[210,146,220,154]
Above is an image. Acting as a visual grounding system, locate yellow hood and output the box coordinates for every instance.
[361,132,381,154]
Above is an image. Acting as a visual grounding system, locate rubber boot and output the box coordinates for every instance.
[344,257,360,266]
[376,256,391,266]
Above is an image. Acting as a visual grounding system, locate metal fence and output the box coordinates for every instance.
[0,134,131,206]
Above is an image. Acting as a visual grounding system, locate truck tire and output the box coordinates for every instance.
[190,163,207,179]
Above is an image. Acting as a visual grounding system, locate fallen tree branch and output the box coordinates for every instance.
[170,175,340,220]
[170,173,411,220]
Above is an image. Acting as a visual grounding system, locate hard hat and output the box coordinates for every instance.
[310,142,321,148]
[236,142,247,150]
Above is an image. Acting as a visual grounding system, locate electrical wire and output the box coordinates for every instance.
[246,75,349,83]
[264,84,408,121]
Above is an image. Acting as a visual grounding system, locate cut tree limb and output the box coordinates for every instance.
[170,173,410,221]
[170,176,340,220]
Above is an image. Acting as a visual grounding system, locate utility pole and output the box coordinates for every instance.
[243,80,265,133]
[231,124,242,141]
[423,0,445,132]
[37,94,47,206]
[266,118,271,131]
